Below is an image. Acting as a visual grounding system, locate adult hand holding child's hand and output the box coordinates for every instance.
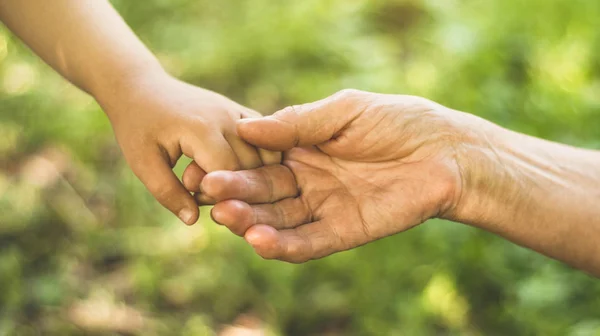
[189,89,600,278]
[193,89,468,262]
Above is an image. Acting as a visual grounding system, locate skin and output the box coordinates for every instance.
[187,89,600,277]
[3,1,598,277]
[0,0,280,224]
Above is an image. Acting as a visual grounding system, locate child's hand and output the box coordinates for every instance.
[97,72,280,225]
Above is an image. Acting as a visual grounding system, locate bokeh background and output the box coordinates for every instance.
[1,0,600,335]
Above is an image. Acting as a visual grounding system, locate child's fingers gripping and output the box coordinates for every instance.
[181,133,240,173]
[258,148,282,166]
[130,148,199,225]
[224,131,263,169]
[182,162,218,205]
[182,161,206,193]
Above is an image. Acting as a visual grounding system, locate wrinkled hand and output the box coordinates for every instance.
[99,72,280,225]
[190,89,480,262]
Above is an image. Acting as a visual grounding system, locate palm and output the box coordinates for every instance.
[281,141,455,256]
[201,90,464,262]
[203,131,459,263]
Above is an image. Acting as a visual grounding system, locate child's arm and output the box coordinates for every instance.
[0,0,280,224]
[0,0,160,97]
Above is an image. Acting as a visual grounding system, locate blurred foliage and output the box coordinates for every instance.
[1,0,600,335]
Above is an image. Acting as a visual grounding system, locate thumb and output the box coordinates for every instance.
[237,89,365,151]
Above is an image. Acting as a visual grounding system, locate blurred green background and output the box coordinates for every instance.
[1,0,600,335]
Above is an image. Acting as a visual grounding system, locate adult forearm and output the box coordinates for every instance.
[0,0,163,103]
[454,116,600,276]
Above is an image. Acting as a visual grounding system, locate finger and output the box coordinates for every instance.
[182,161,206,192]
[194,192,217,206]
[224,131,263,169]
[236,89,368,151]
[181,133,240,172]
[182,162,216,205]
[239,108,282,165]
[244,220,342,263]
[130,148,199,225]
[200,165,298,203]
[258,148,282,165]
[210,198,311,236]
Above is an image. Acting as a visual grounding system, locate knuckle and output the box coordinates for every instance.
[274,105,301,120]
[257,168,275,201]
[209,153,240,173]
[335,88,363,100]
[331,89,372,113]
[189,116,210,129]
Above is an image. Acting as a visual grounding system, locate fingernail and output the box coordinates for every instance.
[178,208,194,225]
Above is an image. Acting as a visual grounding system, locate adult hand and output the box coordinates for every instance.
[185,89,600,277]
[100,72,280,225]
[192,89,478,262]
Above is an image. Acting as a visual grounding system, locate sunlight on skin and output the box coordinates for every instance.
[187,89,600,277]
[0,0,280,225]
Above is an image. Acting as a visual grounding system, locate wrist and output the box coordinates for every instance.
[92,59,168,115]
[444,114,526,231]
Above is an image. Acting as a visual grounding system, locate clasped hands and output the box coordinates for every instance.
[108,74,491,263]
[179,89,484,263]
[108,75,600,276]
[7,0,598,274]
